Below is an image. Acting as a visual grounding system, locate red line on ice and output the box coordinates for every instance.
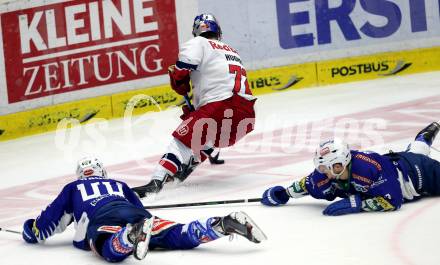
[0,94,439,229]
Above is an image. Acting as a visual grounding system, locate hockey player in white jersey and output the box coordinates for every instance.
[133,13,256,197]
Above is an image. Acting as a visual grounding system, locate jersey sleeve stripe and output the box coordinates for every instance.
[176,60,198,71]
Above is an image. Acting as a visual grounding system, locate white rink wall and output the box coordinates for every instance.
[199,0,440,69]
[0,0,439,114]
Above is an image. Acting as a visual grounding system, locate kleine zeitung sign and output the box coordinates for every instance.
[1,0,179,103]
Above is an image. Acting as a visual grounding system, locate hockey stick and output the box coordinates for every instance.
[0,227,21,235]
[143,198,261,209]
[183,93,195,112]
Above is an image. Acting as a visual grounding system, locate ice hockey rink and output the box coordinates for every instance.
[1,71,440,265]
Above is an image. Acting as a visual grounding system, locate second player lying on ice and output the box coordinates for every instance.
[261,122,440,216]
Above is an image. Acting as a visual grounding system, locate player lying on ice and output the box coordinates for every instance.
[132,13,256,198]
[261,122,440,216]
[22,157,267,263]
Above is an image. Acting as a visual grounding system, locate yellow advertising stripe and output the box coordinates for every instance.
[111,62,318,118]
[248,62,317,96]
[111,84,184,118]
[0,60,319,141]
[0,96,112,141]
[317,46,440,86]
[1,46,439,142]
[419,46,440,71]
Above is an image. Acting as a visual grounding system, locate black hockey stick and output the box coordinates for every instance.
[143,198,261,209]
[0,227,21,235]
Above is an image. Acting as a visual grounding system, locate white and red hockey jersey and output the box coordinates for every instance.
[176,36,255,109]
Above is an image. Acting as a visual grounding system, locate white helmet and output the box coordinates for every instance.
[313,138,351,177]
[76,156,107,179]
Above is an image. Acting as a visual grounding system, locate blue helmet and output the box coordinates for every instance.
[192,13,222,40]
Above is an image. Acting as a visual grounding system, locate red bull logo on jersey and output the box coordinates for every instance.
[208,41,238,54]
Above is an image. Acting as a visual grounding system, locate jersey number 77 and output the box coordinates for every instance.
[229,64,252,95]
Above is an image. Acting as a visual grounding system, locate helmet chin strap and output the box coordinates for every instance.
[333,165,347,180]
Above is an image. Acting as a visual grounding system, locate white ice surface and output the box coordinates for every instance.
[1,71,440,265]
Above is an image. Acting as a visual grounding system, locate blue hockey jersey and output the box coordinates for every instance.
[300,150,417,211]
[33,176,144,249]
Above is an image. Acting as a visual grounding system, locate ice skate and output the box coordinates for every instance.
[131,177,172,198]
[127,217,154,260]
[415,122,440,146]
[175,149,224,182]
[174,157,200,182]
[214,211,267,243]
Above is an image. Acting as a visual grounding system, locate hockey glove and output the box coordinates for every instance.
[22,219,38,244]
[323,195,362,216]
[180,105,192,120]
[168,65,191,95]
[261,186,290,206]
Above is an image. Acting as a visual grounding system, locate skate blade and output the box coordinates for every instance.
[236,211,268,243]
[133,217,154,260]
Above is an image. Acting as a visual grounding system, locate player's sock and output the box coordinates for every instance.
[182,217,225,246]
[212,212,267,243]
[415,122,440,146]
[155,153,182,181]
[101,226,133,262]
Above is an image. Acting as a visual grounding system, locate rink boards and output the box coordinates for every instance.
[1,0,440,141]
[1,45,440,141]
